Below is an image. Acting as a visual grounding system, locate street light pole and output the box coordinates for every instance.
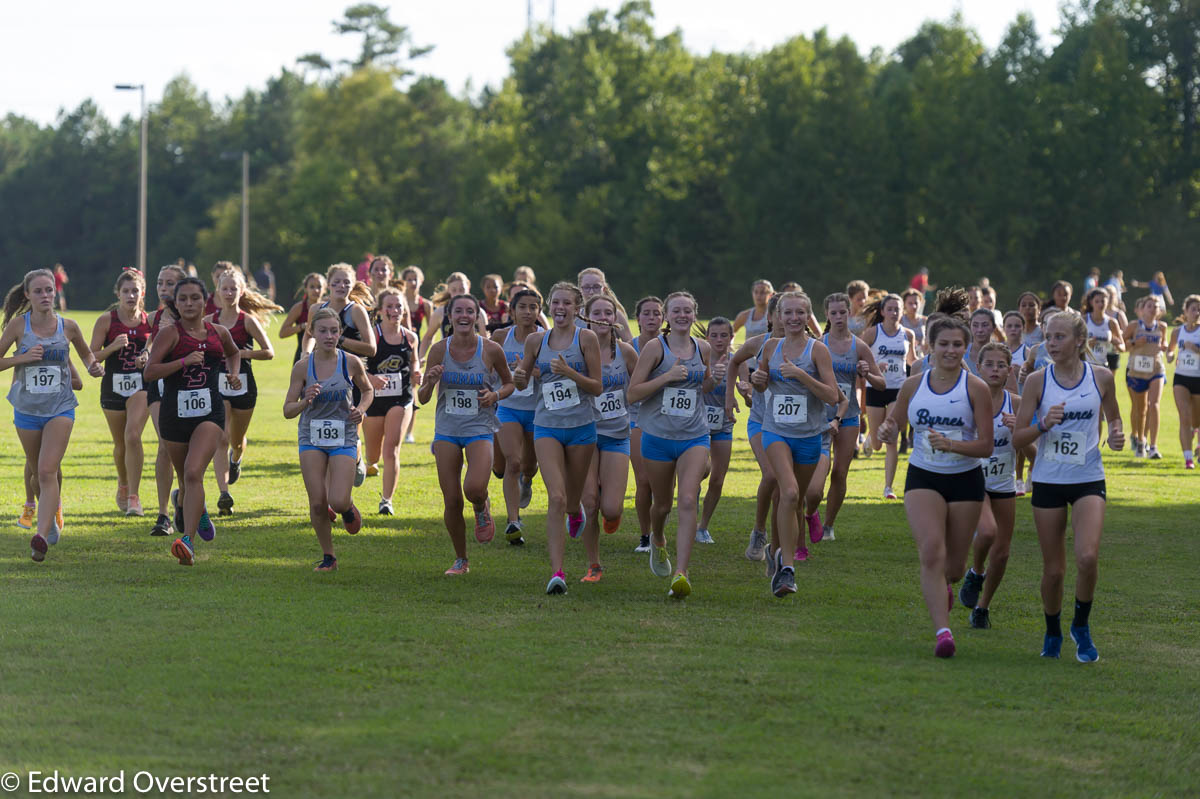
[221,150,250,269]
[115,84,147,272]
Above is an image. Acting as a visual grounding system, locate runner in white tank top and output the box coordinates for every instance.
[863,295,916,500]
[1167,294,1200,467]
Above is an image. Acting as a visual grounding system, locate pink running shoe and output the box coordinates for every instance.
[884,487,898,500]
[806,510,823,544]
[1187,458,1195,470]
[935,630,956,658]
[567,504,586,539]
[794,546,809,562]
[474,501,495,543]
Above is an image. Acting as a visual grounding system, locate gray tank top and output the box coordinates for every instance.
[762,337,825,438]
[747,340,767,425]
[638,335,708,439]
[703,369,736,435]
[498,327,537,411]
[298,350,359,450]
[7,313,77,417]
[594,350,630,439]
[435,336,499,437]
[900,314,925,349]
[629,336,649,426]
[823,333,861,419]
[534,327,594,429]
[744,308,769,338]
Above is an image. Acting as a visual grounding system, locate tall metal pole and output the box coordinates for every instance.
[241,151,249,271]
[138,86,147,273]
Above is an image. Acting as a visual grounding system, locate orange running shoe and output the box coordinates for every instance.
[603,516,620,534]
[580,564,604,583]
[17,503,35,529]
[116,484,129,513]
[55,504,64,532]
[444,557,469,575]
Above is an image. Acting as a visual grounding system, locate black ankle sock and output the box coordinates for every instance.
[341,509,354,523]
[1045,612,1062,637]
[1072,598,1092,628]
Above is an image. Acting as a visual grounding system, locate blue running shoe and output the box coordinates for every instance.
[1041,634,1063,659]
[172,489,184,535]
[958,570,984,609]
[197,510,216,542]
[1070,625,1099,663]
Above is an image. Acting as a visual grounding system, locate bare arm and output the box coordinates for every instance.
[278,301,306,339]
[243,316,275,361]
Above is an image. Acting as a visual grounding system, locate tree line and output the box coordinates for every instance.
[1,0,1197,311]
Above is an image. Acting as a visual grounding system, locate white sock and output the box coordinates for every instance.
[936,627,951,637]
[1185,450,1193,460]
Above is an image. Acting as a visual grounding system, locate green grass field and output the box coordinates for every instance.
[2,311,1197,798]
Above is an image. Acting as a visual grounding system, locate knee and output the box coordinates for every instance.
[946,561,967,583]
[778,484,800,510]
[504,454,523,476]
[463,481,488,505]
[601,494,623,520]
[123,429,141,448]
[36,464,57,484]
[183,463,205,484]
[582,487,599,515]
[990,545,1010,568]
[309,500,328,519]
[677,492,698,516]
[974,527,996,548]
[545,488,567,514]
[1042,563,1066,585]
[1077,550,1099,575]
[443,494,464,515]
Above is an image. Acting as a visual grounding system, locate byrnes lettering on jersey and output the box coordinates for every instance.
[915,408,965,427]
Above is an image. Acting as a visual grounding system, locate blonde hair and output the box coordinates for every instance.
[846,280,869,298]
[976,341,1012,367]
[1173,294,1200,325]
[374,286,410,327]
[583,294,620,357]
[548,281,584,313]
[295,272,326,300]
[513,265,536,286]
[662,290,699,335]
[112,268,147,315]
[431,271,472,306]
[307,307,342,335]
[3,269,56,324]
[577,267,629,319]
[217,269,284,324]
[325,263,375,309]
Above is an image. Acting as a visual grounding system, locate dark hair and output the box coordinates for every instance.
[864,292,902,328]
[928,316,970,350]
[635,296,663,318]
[164,277,208,320]
[933,286,970,322]
[446,293,480,319]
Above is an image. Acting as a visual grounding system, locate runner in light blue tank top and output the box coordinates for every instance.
[628,296,665,557]
[697,317,737,545]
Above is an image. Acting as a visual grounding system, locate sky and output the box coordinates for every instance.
[2,0,1064,126]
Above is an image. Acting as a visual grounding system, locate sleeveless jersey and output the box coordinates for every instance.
[982,391,1016,493]
[744,308,769,338]
[761,337,825,438]
[104,309,151,398]
[594,350,631,439]
[900,314,926,351]
[163,321,224,422]
[1023,326,1045,349]
[823,333,861,419]
[435,336,499,438]
[1030,363,1104,484]
[409,297,428,337]
[210,311,254,389]
[1085,313,1113,360]
[702,360,735,436]
[298,350,358,450]
[498,327,537,411]
[7,313,77,417]
[637,335,707,439]
[1176,323,1200,377]
[907,369,979,474]
[320,300,363,343]
[1128,321,1164,375]
[747,339,770,426]
[629,336,648,426]
[873,324,909,389]
[534,327,594,429]
[367,324,413,405]
[482,300,509,333]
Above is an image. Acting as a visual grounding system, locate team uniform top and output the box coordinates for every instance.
[746,341,769,427]
[628,337,646,426]
[366,324,414,406]
[965,343,987,377]
[298,350,358,451]
[483,300,509,333]
[320,301,363,344]
[982,391,1016,493]
[1085,314,1113,360]
[1023,326,1045,348]
[435,336,499,438]
[162,321,224,422]
[102,309,152,398]
[291,300,309,362]
[409,299,428,337]
[1128,322,1164,375]
[594,353,631,439]
[823,333,861,419]
[1029,363,1104,484]
[637,335,708,440]
[7,313,77,417]
[210,311,254,379]
[1010,342,1027,366]
[1176,324,1200,377]
[848,315,867,336]
[498,327,537,412]
[703,373,735,436]
[533,327,594,429]
[873,324,909,389]
[744,309,769,338]
[907,369,979,475]
[761,338,826,439]
[900,314,925,353]
[910,353,932,377]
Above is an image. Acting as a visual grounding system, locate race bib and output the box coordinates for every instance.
[25,366,60,394]
[445,388,478,416]
[376,372,404,397]
[984,452,1014,479]
[594,390,626,420]
[219,371,247,397]
[1044,428,1085,465]
[542,379,579,411]
[1131,354,1155,373]
[310,419,345,448]
[706,405,724,430]
[1180,349,1200,372]
[772,394,808,424]
[920,428,963,462]
[114,372,143,397]
[1090,342,1109,360]
[662,387,696,417]
[178,389,210,418]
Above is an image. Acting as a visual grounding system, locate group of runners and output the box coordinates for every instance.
[5,261,1198,661]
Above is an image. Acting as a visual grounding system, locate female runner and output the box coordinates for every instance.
[513,283,602,594]
[491,287,544,543]
[146,265,186,536]
[420,294,513,577]
[279,273,325,364]
[284,307,373,571]
[2,269,103,561]
[1167,295,1200,467]
[1084,288,1125,372]
[900,288,927,355]
[143,278,241,566]
[733,280,774,340]
[627,291,721,599]
[863,293,916,499]
[1017,291,1044,349]
[1013,312,1123,662]
[1123,296,1168,458]
[876,311,993,658]
[1103,284,1129,372]
[751,291,839,596]
[367,256,396,298]
[696,317,735,544]
[400,266,433,445]
[578,294,638,582]
[90,268,152,516]
[419,272,487,358]
[210,269,281,514]
[629,296,664,554]
[1045,280,1073,313]
[480,274,510,333]
[363,288,419,514]
[577,268,633,341]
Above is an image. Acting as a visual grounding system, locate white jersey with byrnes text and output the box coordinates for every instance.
[1030,363,1104,485]
[982,391,1016,493]
[906,368,979,474]
[1176,324,1200,377]
[873,324,909,389]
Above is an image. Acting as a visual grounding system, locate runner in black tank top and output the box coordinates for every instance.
[363,289,419,515]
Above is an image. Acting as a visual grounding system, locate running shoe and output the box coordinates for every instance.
[474,501,495,543]
[116,484,129,513]
[883,487,898,500]
[959,570,985,609]
[771,565,796,597]
[969,607,991,629]
[30,532,47,562]
[765,546,779,579]
[314,554,337,572]
[1070,625,1099,663]
[1186,458,1195,470]
[935,630,956,658]
[1148,445,1162,460]
[806,510,822,544]
[668,572,691,598]
[695,528,714,544]
[1041,634,1063,659]
[404,433,415,445]
[171,535,194,566]
[546,571,567,594]
[197,510,216,542]
[581,564,603,583]
[519,475,533,509]
[151,514,172,537]
[603,516,620,534]
[794,546,809,562]
[649,542,672,577]
[354,456,366,487]
[342,505,362,535]
[125,494,144,517]
[56,504,64,531]
[47,518,60,546]
[821,525,835,542]
[228,452,242,484]
[217,491,234,517]
[567,505,585,539]
[172,489,184,534]
[745,529,767,561]
[504,520,525,545]
[1015,479,1027,497]
[366,463,379,477]
[444,557,469,575]
[634,535,651,553]
[17,502,35,529]
[378,497,394,515]
[1135,439,1146,458]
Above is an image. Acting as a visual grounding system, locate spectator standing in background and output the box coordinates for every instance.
[255,262,276,302]
[1104,270,1126,295]
[53,263,68,310]
[909,267,931,294]
[1084,267,1101,292]
[356,252,374,283]
[1132,271,1173,307]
